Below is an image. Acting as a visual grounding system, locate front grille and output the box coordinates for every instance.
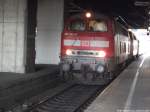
[77,51,94,55]
[70,50,99,57]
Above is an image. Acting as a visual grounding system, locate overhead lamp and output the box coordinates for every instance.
[134,1,150,6]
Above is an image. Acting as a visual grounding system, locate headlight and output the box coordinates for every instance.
[85,12,92,18]
[96,65,105,73]
[66,49,72,55]
[98,51,106,58]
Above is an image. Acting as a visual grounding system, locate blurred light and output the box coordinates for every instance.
[96,65,105,73]
[132,29,150,54]
[85,12,92,18]
[66,49,72,55]
[128,29,132,32]
[98,51,106,57]
[134,1,150,6]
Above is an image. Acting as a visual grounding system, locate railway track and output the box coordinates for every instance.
[25,84,104,112]
[23,64,126,112]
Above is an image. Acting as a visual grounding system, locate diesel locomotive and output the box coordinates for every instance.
[59,11,139,84]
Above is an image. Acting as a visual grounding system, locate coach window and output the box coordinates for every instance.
[89,20,107,32]
[124,43,126,53]
[69,20,85,31]
[120,42,122,53]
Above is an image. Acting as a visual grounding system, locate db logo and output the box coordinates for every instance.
[81,40,90,47]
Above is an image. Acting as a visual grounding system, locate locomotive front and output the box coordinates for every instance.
[60,11,114,84]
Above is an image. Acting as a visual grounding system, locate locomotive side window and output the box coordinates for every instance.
[69,20,85,31]
[120,42,122,53]
[89,20,107,32]
[124,43,126,53]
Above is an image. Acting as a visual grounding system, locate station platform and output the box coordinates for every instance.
[85,54,150,112]
[0,65,59,110]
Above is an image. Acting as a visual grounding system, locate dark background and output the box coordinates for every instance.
[65,0,150,29]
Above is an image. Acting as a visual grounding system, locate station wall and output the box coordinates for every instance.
[35,0,64,64]
[0,0,27,73]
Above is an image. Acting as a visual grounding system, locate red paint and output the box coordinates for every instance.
[62,37,114,58]
[61,20,114,58]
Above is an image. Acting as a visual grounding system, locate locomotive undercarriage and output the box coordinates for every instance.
[60,56,114,85]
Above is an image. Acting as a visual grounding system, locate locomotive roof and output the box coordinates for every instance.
[68,12,111,21]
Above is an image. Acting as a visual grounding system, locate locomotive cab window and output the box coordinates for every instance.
[68,20,85,31]
[89,20,107,32]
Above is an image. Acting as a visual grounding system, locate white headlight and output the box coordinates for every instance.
[66,49,72,55]
[98,51,106,57]
[96,65,105,73]
[85,12,92,18]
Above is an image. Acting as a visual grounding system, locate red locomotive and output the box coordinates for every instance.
[60,11,139,84]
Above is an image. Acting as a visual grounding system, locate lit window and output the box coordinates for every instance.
[69,20,85,31]
[89,20,107,32]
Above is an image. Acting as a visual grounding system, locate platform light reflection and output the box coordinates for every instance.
[117,109,150,112]
[130,29,150,55]
[124,53,146,110]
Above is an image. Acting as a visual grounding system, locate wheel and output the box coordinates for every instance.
[60,63,74,82]
[60,68,69,81]
[81,65,89,80]
[63,71,70,81]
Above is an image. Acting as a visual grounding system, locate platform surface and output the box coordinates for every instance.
[85,54,150,112]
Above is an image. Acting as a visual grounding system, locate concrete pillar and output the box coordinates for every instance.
[35,0,64,64]
[25,0,37,72]
[0,0,27,73]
